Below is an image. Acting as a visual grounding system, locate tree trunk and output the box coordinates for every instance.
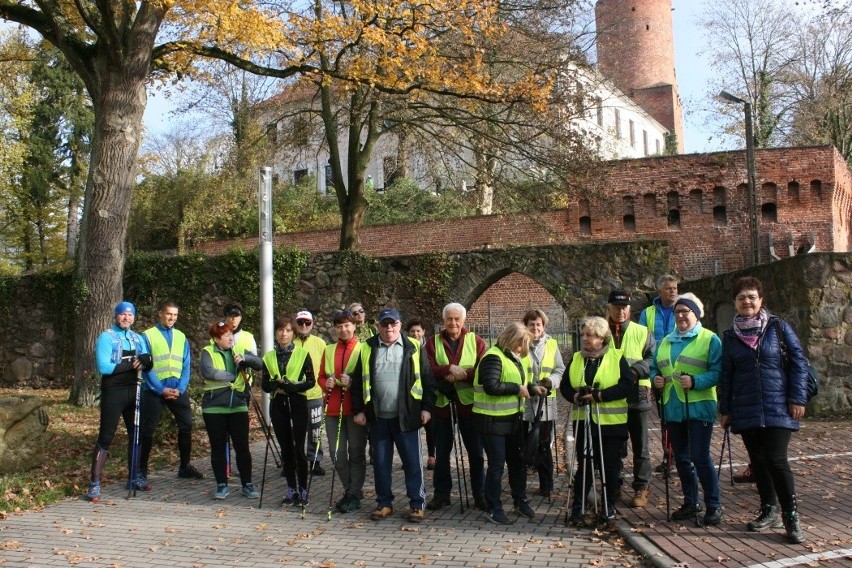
[69,70,148,406]
[66,192,80,259]
[338,181,367,250]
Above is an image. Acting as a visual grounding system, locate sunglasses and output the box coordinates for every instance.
[351,309,365,315]
[296,320,313,326]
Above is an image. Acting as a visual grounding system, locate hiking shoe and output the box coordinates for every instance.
[126,476,152,492]
[474,494,488,511]
[311,463,326,476]
[408,508,424,523]
[566,508,584,527]
[485,510,514,525]
[86,481,101,503]
[598,506,618,526]
[214,483,229,499]
[337,494,361,513]
[630,487,650,508]
[292,488,308,506]
[748,504,783,532]
[178,464,204,479]
[671,503,703,521]
[734,465,755,483]
[426,495,451,510]
[282,487,297,506]
[370,506,394,521]
[783,511,806,544]
[241,483,259,499]
[704,507,723,526]
[512,500,536,519]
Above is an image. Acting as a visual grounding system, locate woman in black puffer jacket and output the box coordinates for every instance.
[719,276,809,545]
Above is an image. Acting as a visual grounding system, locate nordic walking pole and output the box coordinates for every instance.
[681,373,702,527]
[717,427,728,485]
[657,377,671,521]
[726,428,734,486]
[127,367,143,499]
[592,383,610,524]
[305,389,330,519]
[450,401,470,512]
[253,393,282,469]
[563,403,578,525]
[327,387,345,521]
[259,429,270,508]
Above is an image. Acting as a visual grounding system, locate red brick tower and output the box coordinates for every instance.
[595,0,685,152]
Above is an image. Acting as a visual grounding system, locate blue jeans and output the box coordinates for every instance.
[480,430,527,515]
[666,419,720,509]
[432,412,484,499]
[370,417,425,510]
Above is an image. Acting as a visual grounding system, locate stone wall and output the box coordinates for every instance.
[684,253,852,414]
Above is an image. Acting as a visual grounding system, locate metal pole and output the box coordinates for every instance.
[744,102,760,266]
[258,167,274,422]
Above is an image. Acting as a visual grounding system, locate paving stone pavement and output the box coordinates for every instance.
[1,414,850,567]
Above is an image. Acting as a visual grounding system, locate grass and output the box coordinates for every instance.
[0,386,263,517]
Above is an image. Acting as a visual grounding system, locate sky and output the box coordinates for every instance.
[142,0,719,154]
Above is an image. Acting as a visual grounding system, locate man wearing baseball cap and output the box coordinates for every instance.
[86,301,154,502]
[293,309,328,476]
[350,308,436,523]
[606,290,655,508]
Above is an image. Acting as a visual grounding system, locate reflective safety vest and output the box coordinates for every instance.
[645,305,658,337]
[568,350,628,426]
[144,327,186,380]
[522,338,559,398]
[202,344,248,393]
[434,332,478,407]
[324,341,362,378]
[473,347,526,417]
[263,347,310,398]
[656,328,716,404]
[360,337,423,405]
[613,323,652,388]
[295,335,326,400]
[234,330,256,354]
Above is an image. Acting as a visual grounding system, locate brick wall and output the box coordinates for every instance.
[194,146,851,280]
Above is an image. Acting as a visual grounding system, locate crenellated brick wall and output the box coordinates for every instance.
[193,146,852,281]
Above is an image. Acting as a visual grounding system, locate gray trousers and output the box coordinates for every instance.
[627,405,653,490]
[325,414,368,499]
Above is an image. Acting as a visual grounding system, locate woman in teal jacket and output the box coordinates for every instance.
[652,293,722,527]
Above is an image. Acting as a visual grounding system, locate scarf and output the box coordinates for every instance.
[580,342,609,360]
[733,308,769,350]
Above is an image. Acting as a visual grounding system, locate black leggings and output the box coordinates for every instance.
[741,427,796,510]
[271,394,309,490]
[96,383,139,471]
[203,412,252,485]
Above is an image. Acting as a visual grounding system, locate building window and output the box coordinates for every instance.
[614,109,622,139]
[655,139,661,154]
[690,188,703,213]
[713,205,727,225]
[667,190,680,229]
[596,98,604,127]
[643,131,649,156]
[324,162,334,191]
[667,209,681,229]
[788,181,800,203]
[579,216,592,236]
[383,156,399,188]
[623,214,636,232]
[762,202,778,223]
[811,180,823,202]
[293,168,309,185]
[629,120,635,147]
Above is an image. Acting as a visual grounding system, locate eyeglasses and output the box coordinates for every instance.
[379,320,399,328]
[674,309,693,316]
[735,294,760,302]
[296,320,312,326]
[351,310,364,315]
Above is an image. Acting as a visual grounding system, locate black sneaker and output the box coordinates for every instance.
[512,500,535,519]
[566,508,584,527]
[311,463,325,476]
[485,510,514,525]
[704,507,723,526]
[282,487,297,506]
[426,495,452,511]
[598,506,618,526]
[671,503,704,521]
[178,464,204,479]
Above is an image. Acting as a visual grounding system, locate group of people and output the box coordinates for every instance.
[86,275,809,545]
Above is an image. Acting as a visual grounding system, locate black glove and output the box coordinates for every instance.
[540,377,552,392]
[136,353,153,371]
[281,381,300,395]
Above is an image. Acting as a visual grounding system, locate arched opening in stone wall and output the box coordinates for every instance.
[465,271,574,353]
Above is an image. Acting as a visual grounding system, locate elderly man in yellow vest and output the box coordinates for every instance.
[139,301,203,487]
[425,302,487,512]
[294,309,328,476]
[521,308,566,502]
[606,291,656,508]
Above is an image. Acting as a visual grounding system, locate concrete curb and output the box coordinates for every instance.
[614,520,678,567]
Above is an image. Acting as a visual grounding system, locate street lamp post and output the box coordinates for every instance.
[719,90,760,266]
